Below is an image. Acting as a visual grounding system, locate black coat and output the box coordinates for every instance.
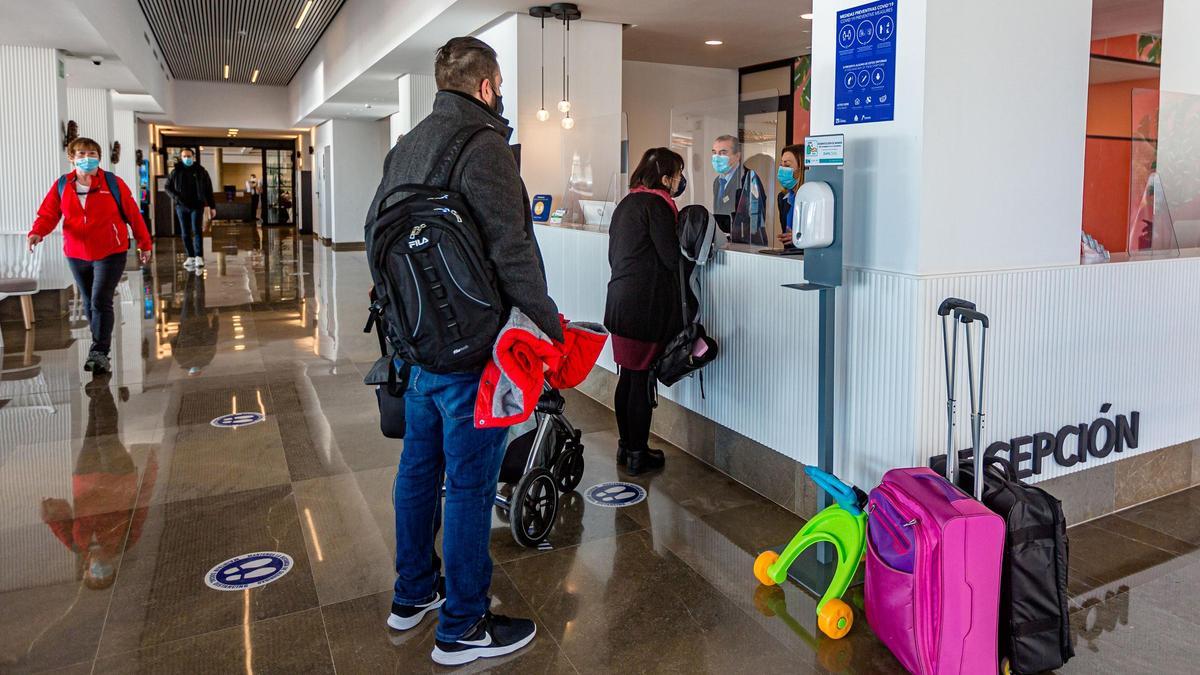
[604,192,693,344]
[165,164,215,210]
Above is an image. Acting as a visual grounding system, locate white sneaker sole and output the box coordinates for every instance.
[431,626,537,666]
[387,596,445,631]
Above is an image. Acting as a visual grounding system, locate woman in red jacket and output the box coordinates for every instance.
[27,137,152,374]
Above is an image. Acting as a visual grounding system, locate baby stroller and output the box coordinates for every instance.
[494,385,585,547]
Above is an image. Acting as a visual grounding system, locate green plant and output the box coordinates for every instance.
[1137,34,1162,64]
[794,56,812,112]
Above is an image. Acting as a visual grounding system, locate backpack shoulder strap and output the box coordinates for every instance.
[427,124,497,189]
[56,174,69,201]
[103,171,131,225]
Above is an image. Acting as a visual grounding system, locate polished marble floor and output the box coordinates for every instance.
[2,227,1198,674]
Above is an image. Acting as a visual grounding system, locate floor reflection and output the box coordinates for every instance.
[1,226,1199,673]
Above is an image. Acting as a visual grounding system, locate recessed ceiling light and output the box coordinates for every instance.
[705,40,723,46]
[295,0,314,30]
[801,13,814,20]
[223,64,230,79]
[251,69,259,83]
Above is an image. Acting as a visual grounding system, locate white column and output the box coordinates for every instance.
[327,119,387,244]
[391,73,437,141]
[812,0,1091,275]
[66,87,115,172]
[111,107,138,191]
[0,46,67,234]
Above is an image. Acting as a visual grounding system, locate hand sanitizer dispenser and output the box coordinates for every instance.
[791,181,835,249]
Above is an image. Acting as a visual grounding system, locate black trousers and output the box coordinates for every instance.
[67,252,127,356]
[614,368,653,449]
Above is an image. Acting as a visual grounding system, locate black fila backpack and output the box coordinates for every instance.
[367,124,505,374]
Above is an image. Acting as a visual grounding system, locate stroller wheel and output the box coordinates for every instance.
[510,468,558,548]
[552,447,585,493]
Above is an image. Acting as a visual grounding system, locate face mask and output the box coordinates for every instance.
[777,166,798,190]
[711,155,732,175]
[672,175,687,198]
[182,157,194,167]
[75,157,100,173]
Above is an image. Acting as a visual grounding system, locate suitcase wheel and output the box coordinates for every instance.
[817,598,853,640]
[753,551,779,587]
[1000,657,1012,675]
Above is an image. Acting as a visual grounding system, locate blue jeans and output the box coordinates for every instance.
[175,205,203,258]
[67,252,127,356]
[394,367,507,642]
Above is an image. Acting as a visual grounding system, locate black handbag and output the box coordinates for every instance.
[364,301,410,439]
[649,264,718,406]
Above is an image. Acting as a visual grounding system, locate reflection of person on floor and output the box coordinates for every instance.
[40,375,158,590]
[171,270,219,373]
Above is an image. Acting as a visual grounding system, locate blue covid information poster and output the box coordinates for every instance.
[835,0,897,125]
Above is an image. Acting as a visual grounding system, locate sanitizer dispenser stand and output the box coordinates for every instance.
[775,134,854,597]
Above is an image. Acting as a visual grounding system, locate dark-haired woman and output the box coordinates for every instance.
[604,147,691,475]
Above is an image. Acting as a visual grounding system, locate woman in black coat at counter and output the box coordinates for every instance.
[604,147,690,475]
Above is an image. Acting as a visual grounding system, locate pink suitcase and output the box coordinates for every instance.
[865,302,1005,674]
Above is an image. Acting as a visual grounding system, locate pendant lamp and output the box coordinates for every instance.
[529,6,553,121]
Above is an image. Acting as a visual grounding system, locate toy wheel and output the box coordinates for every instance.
[817,598,854,640]
[510,468,558,548]
[1000,657,1012,675]
[552,447,585,493]
[754,551,779,586]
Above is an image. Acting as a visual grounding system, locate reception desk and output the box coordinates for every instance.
[536,221,1200,523]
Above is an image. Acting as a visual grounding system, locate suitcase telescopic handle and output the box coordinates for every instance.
[937,297,975,316]
[954,307,989,500]
[939,299,975,487]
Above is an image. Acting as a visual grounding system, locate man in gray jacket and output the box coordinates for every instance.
[365,37,560,667]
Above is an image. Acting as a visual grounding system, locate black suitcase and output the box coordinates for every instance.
[930,455,1073,673]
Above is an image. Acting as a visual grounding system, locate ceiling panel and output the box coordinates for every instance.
[138,0,345,86]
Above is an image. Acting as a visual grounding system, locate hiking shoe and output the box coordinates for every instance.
[90,353,111,374]
[387,577,445,631]
[432,612,536,666]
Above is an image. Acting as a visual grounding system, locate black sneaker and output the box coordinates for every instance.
[431,612,536,666]
[387,577,445,631]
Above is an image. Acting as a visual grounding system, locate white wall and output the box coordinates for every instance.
[317,119,387,244]
[812,0,1090,276]
[623,61,739,166]
[68,0,169,107]
[811,0,929,275]
[490,15,622,207]
[290,0,457,123]
[167,81,293,130]
[392,73,437,141]
[314,121,333,239]
[0,46,66,237]
[66,87,114,171]
[111,107,138,191]
[917,0,1090,274]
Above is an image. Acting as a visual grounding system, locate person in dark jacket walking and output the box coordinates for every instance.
[364,36,560,667]
[165,148,215,269]
[604,147,690,476]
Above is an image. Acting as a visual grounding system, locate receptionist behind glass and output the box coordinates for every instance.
[711,135,766,246]
[776,144,805,251]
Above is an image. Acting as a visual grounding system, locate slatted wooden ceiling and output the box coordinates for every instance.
[138,0,345,86]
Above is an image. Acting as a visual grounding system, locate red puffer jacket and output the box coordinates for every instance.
[29,168,153,261]
[475,311,608,429]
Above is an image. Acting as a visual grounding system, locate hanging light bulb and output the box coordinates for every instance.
[537,108,551,122]
[561,113,574,130]
[558,10,572,114]
[531,6,552,122]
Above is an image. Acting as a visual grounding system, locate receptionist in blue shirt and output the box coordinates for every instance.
[776,144,804,250]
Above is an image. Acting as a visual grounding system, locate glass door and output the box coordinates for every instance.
[264,149,295,226]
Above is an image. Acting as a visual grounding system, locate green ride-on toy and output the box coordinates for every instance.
[753,466,867,640]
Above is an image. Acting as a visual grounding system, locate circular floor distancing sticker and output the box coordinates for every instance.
[584,481,647,508]
[205,552,293,591]
[210,412,265,428]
